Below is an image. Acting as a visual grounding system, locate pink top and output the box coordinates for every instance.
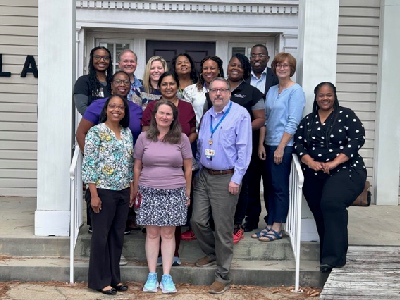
[134,132,192,189]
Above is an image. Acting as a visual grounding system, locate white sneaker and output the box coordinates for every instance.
[119,255,127,266]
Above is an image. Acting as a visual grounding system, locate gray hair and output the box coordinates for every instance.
[118,49,137,62]
[209,77,230,90]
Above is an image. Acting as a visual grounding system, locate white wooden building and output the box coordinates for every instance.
[0,0,398,236]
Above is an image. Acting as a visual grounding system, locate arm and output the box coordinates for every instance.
[76,118,95,152]
[188,127,197,143]
[251,108,265,130]
[74,94,89,115]
[231,111,252,185]
[74,76,90,115]
[258,126,266,160]
[130,159,142,207]
[183,158,192,205]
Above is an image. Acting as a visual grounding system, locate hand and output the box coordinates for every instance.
[228,181,240,195]
[321,161,338,174]
[129,187,138,208]
[308,160,324,172]
[274,147,284,164]
[91,195,102,213]
[185,190,191,207]
[258,144,266,160]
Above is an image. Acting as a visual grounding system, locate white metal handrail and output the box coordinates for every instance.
[286,154,304,292]
[69,145,83,283]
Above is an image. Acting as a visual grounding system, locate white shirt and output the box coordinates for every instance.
[183,83,208,129]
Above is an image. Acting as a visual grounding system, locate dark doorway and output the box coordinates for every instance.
[146,40,216,72]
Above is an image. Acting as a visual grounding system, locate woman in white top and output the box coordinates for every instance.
[183,56,224,128]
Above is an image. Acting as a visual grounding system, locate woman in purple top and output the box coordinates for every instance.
[132,100,192,293]
[76,70,143,236]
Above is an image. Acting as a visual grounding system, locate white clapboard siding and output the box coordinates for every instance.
[0,0,38,197]
[337,0,380,202]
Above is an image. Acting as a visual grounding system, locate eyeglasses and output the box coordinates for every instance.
[209,88,229,93]
[108,104,125,110]
[250,53,268,59]
[93,55,110,61]
[113,79,130,86]
[276,63,290,69]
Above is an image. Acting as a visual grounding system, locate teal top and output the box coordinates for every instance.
[82,123,134,190]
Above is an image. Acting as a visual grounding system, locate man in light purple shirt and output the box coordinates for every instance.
[191,77,252,294]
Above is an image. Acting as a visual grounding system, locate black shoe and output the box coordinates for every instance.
[320,264,333,273]
[88,226,93,234]
[242,222,258,232]
[97,287,117,295]
[113,284,128,292]
[124,228,131,235]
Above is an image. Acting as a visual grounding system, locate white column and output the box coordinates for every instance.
[297,0,339,113]
[297,0,339,241]
[374,0,400,205]
[35,1,76,236]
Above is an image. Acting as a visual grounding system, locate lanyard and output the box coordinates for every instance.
[209,102,232,144]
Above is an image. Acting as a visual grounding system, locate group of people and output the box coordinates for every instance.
[75,44,366,295]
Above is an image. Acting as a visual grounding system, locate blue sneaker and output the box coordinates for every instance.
[143,272,158,292]
[160,274,177,293]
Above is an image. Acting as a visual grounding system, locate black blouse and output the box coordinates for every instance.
[294,106,366,175]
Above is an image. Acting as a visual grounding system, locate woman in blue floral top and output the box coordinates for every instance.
[82,94,133,295]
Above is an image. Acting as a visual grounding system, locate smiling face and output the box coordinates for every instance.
[155,103,174,129]
[149,60,165,85]
[111,72,130,96]
[316,84,335,112]
[106,96,125,123]
[209,79,231,112]
[159,75,178,100]
[202,59,219,84]
[227,57,244,82]
[118,51,137,76]
[250,46,269,75]
[275,59,291,80]
[92,49,110,72]
[175,55,192,77]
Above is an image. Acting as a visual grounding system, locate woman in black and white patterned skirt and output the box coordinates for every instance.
[131,100,192,293]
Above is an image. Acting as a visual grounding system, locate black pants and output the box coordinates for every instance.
[302,167,366,267]
[244,149,269,226]
[88,188,130,290]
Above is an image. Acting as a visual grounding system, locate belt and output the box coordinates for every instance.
[204,167,234,175]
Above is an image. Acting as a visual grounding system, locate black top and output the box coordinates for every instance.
[74,74,112,106]
[294,106,366,175]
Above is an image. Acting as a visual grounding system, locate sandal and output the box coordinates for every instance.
[258,229,282,242]
[251,227,271,239]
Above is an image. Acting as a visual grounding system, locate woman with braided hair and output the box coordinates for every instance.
[294,82,366,273]
[74,46,113,115]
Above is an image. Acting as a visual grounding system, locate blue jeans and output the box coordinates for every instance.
[264,145,293,225]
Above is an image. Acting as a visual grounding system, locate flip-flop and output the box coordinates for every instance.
[251,227,271,239]
[258,229,282,242]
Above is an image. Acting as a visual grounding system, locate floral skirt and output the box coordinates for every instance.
[136,186,187,226]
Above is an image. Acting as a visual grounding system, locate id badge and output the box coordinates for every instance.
[205,148,215,157]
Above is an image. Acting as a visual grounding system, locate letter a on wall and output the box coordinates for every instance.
[21,55,38,78]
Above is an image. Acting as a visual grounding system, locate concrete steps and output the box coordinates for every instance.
[0,227,325,287]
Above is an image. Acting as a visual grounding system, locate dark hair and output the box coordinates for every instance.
[251,44,269,56]
[99,95,130,128]
[306,82,340,148]
[157,71,180,89]
[88,46,113,96]
[171,53,198,84]
[196,56,224,90]
[229,53,251,81]
[147,100,182,144]
[271,52,296,77]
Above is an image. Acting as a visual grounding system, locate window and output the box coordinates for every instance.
[97,40,132,73]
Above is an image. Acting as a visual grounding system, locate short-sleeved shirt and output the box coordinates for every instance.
[183,84,208,129]
[141,100,196,137]
[82,123,134,190]
[138,86,162,110]
[134,132,192,189]
[83,97,142,143]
